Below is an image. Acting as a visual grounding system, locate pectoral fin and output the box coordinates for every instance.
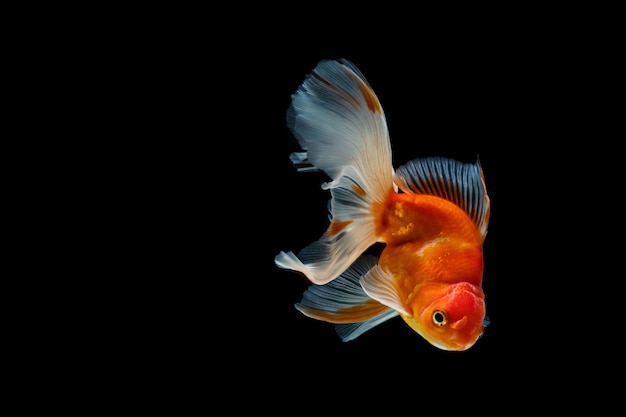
[359,264,411,316]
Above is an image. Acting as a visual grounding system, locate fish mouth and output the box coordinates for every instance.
[423,324,477,351]
[447,336,475,351]
[431,338,472,351]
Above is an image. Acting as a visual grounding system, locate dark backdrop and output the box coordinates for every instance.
[125,32,608,410]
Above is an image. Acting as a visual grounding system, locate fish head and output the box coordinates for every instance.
[404,282,486,351]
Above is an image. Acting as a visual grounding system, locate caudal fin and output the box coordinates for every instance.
[275,59,395,285]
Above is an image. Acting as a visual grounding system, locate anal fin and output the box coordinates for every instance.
[294,254,399,341]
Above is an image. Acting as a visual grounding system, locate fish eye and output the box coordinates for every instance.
[432,310,447,326]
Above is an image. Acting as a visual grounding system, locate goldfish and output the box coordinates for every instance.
[275,58,490,351]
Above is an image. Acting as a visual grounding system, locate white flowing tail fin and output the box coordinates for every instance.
[275,59,395,285]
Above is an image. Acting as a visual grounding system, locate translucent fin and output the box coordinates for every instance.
[276,59,396,284]
[335,309,399,342]
[286,58,394,192]
[393,156,490,239]
[360,264,411,316]
[274,167,379,284]
[294,254,398,341]
[288,151,320,173]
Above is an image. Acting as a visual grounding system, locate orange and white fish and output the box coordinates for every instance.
[275,58,491,351]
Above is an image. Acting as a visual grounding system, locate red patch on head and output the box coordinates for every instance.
[445,285,485,327]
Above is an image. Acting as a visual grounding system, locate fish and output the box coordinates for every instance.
[275,58,491,351]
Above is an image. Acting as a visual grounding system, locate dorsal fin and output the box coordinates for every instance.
[393,156,490,239]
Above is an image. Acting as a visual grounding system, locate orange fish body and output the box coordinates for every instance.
[275,59,490,351]
[375,193,487,350]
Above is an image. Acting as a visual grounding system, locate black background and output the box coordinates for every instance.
[24,6,620,413]
[120,25,615,410]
